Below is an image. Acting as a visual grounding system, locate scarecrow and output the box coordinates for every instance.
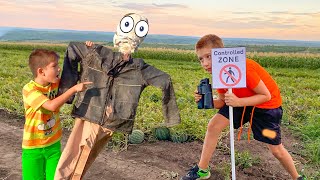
[54,13,181,179]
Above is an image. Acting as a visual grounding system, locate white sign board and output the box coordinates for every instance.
[211,47,246,89]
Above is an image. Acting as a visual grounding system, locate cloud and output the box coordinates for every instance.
[116,3,149,11]
[1,1,320,41]
[146,11,312,39]
[229,10,320,30]
[0,1,125,32]
[232,10,320,17]
[114,2,188,15]
[232,12,257,15]
[151,3,188,9]
[268,11,320,16]
[247,20,297,29]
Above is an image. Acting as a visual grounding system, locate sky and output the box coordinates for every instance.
[0,0,320,41]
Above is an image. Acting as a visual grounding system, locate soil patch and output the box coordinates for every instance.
[0,108,306,180]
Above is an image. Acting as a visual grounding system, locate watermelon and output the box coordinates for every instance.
[170,132,188,143]
[154,127,170,140]
[128,129,145,144]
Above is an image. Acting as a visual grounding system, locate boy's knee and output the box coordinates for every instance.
[269,145,286,159]
[207,122,219,132]
[207,116,228,132]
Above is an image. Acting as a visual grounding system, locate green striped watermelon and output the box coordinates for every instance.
[154,127,170,140]
[170,132,188,143]
[128,129,145,144]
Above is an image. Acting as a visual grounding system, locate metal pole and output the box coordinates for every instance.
[228,88,236,180]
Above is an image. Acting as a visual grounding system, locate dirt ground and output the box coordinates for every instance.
[0,108,307,180]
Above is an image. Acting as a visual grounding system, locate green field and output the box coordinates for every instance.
[0,42,319,178]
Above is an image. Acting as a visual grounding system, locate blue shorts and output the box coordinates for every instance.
[218,105,283,145]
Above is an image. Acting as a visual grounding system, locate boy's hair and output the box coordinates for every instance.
[28,49,59,77]
[195,34,224,50]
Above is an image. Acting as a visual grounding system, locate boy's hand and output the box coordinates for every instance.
[105,105,113,118]
[122,52,131,61]
[85,41,94,47]
[224,93,241,107]
[74,82,93,93]
[194,89,202,103]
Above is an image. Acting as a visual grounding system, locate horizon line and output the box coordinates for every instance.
[1,26,320,43]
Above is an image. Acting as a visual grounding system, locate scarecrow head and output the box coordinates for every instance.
[113,13,149,55]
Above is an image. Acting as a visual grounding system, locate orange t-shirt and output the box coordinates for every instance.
[217,59,282,109]
[22,80,62,149]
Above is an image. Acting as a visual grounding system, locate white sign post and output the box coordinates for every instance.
[211,47,246,180]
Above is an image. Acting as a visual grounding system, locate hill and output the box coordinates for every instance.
[1,27,320,47]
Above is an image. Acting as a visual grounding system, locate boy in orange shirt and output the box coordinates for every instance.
[22,49,91,180]
[180,34,304,180]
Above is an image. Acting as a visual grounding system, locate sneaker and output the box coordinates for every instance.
[180,165,211,180]
[297,175,306,180]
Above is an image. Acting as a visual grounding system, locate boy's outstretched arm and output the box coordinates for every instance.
[42,82,92,112]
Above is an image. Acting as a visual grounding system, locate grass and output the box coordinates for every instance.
[235,150,260,169]
[0,42,319,178]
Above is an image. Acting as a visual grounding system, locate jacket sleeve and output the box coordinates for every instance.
[140,60,181,127]
[58,42,90,103]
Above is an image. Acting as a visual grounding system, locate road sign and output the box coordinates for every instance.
[211,47,246,89]
[211,47,247,180]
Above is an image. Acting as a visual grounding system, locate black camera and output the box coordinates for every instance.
[197,78,213,109]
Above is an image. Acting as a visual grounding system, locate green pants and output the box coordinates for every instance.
[22,141,61,180]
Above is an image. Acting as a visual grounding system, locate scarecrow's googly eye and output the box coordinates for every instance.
[120,16,134,33]
[135,20,149,38]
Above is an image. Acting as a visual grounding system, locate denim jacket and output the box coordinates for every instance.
[59,42,181,133]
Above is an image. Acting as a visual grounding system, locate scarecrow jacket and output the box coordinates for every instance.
[59,42,181,133]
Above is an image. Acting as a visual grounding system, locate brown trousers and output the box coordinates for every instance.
[54,118,113,180]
